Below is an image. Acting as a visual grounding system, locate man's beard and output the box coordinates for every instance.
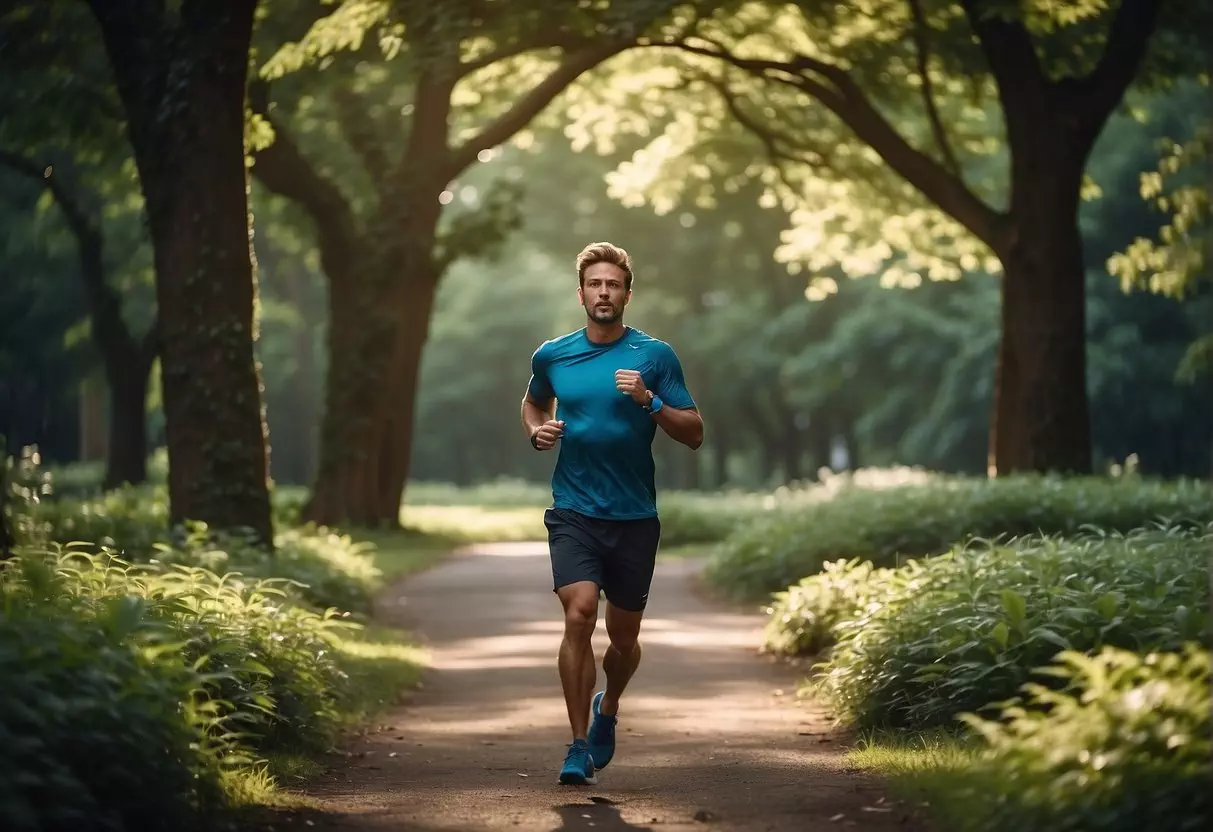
[587,302,621,323]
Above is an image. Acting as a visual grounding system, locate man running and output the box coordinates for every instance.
[520,241,704,785]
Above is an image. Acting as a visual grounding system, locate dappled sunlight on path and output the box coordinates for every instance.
[273,544,925,831]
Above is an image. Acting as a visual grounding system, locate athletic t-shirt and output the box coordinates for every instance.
[527,326,695,520]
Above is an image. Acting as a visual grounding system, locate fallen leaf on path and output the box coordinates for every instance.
[829,814,845,822]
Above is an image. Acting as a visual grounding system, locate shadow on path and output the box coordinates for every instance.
[248,543,927,832]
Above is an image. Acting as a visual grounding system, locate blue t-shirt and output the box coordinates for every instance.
[527,326,696,520]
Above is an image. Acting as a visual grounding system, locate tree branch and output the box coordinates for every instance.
[670,41,1008,252]
[249,83,362,271]
[0,148,146,360]
[1076,0,1163,129]
[699,73,833,186]
[907,0,961,175]
[959,1,1046,87]
[445,42,627,178]
[0,150,95,243]
[677,40,851,109]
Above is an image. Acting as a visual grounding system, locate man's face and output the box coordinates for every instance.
[578,262,630,324]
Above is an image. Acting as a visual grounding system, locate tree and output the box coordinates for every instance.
[0,1,158,488]
[248,0,683,527]
[82,0,273,542]
[0,152,158,489]
[567,0,1211,475]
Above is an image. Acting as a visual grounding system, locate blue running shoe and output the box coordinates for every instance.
[587,691,617,770]
[558,739,597,785]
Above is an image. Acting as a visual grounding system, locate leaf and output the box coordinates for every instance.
[1001,589,1027,631]
[991,621,1010,649]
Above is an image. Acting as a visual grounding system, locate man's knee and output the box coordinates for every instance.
[606,606,643,654]
[559,583,599,640]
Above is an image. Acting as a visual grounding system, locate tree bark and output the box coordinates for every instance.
[86,0,273,543]
[303,267,438,528]
[371,278,439,525]
[103,350,154,489]
[991,147,1092,474]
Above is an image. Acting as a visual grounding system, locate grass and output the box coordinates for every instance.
[847,729,979,828]
[399,504,546,543]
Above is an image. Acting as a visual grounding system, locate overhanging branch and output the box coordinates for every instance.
[0,148,147,360]
[907,0,961,175]
[666,39,1007,252]
[249,83,361,268]
[445,42,630,177]
[1076,0,1163,129]
[699,72,833,188]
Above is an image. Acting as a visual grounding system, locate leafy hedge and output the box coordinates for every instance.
[0,458,421,830]
[0,546,364,830]
[14,485,381,615]
[953,645,1210,832]
[707,475,1213,601]
[775,526,1210,730]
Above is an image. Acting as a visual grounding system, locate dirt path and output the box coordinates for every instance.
[272,543,925,831]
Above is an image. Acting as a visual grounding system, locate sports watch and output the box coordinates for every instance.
[643,391,664,414]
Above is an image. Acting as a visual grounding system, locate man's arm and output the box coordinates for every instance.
[521,391,553,437]
[651,402,704,450]
[615,368,704,451]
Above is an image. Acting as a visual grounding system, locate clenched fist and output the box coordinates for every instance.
[530,419,565,450]
[615,369,650,405]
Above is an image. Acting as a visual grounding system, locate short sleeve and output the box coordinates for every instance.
[653,342,695,409]
[526,343,554,403]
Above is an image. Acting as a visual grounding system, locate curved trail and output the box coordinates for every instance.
[277,543,924,831]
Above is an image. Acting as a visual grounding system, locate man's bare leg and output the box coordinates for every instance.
[556,581,600,740]
[599,603,644,716]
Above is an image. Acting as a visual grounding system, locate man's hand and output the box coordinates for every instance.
[531,419,565,450]
[614,369,650,405]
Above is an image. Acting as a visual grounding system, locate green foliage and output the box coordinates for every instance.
[707,474,1213,602]
[762,557,896,656]
[812,526,1209,730]
[13,481,381,615]
[0,584,229,832]
[952,644,1211,832]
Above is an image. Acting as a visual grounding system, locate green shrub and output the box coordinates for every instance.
[762,558,897,656]
[150,526,382,616]
[814,526,1209,729]
[3,547,358,757]
[0,562,230,831]
[707,475,1213,601]
[14,485,380,615]
[952,644,1211,832]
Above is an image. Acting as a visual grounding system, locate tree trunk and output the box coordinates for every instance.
[103,351,153,489]
[79,377,108,464]
[303,262,439,528]
[991,134,1093,475]
[370,278,439,526]
[88,0,273,543]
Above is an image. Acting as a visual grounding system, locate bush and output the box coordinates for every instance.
[761,558,898,656]
[3,548,357,756]
[14,485,380,615]
[952,644,1211,832]
[812,525,1209,729]
[707,474,1213,602]
[0,603,229,832]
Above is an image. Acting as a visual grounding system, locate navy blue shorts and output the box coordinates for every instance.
[543,507,662,612]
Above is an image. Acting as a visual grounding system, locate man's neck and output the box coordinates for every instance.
[585,320,626,344]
